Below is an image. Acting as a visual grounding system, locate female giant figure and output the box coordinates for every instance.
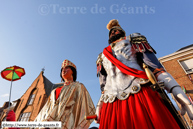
[35,59,95,129]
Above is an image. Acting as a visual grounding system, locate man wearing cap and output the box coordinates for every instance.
[35,59,95,129]
[95,19,193,129]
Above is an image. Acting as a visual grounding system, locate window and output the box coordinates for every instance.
[18,112,31,121]
[179,56,193,74]
[28,94,35,105]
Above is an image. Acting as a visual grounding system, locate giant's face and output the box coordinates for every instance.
[108,29,125,44]
[61,66,73,80]
[109,29,121,39]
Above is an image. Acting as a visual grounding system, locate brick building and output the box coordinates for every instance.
[0,70,62,123]
[159,44,193,128]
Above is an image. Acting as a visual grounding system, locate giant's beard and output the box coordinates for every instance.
[108,33,125,44]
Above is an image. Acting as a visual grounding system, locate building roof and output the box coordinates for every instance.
[53,82,63,89]
[176,44,193,52]
[159,44,193,62]
[43,74,54,97]
[43,72,63,96]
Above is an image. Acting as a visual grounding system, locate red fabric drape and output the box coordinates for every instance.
[103,45,148,79]
[6,110,20,129]
[99,86,180,129]
[55,86,64,100]
[6,110,15,121]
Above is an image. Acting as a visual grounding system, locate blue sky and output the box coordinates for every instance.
[0,0,193,127]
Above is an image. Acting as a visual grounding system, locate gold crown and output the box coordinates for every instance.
[61,59,76,69]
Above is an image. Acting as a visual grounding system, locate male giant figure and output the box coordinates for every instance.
[95,19,193,129]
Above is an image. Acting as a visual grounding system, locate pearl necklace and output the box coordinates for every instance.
[64,81,73,86]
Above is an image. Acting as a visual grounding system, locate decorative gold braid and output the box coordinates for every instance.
[130,36,147,44]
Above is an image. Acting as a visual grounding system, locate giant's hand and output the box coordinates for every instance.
[95,95,103,123]
[172,87,193,119]
[157,72,193,119]
[114,42,131,60]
